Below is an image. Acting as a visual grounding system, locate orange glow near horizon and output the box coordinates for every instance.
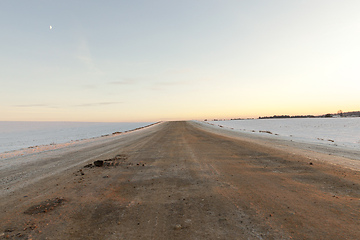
[2,104,359,122]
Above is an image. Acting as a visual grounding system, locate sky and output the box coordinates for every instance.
[1,1,360,122]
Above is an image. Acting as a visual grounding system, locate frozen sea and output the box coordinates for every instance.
[0,121,155,153]
[208,118,360,150]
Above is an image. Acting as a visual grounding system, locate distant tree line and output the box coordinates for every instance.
[258,110,360,119]
[205,110,360,122]
[258,115,316,119]
[338,111,360,117]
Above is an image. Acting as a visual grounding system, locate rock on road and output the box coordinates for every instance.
[1,121,360,239]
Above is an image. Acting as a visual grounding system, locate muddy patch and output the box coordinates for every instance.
[24,197,66,215]
[1,222,38,240]
[84,154,128,168]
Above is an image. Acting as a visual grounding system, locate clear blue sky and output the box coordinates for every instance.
[1,1,360,121]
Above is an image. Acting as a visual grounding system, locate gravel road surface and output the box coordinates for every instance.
[1,121,359,239]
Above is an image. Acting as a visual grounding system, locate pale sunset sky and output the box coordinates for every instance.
[1,1,359,122]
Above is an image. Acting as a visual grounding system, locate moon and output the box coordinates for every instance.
[50,26,52,30]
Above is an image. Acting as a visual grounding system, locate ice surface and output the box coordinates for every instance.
[0,121,154,153]
[208,118,360,150]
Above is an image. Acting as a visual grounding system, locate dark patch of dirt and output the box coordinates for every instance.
[84,154,128,168]
[24,197,66,215]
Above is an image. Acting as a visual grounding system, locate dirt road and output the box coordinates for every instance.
[1,121,360,239]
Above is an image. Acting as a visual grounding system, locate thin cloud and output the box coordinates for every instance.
[75,38,92,65]
[165,68,193,75]
[14,102,122,108]
[149,80,191,90]
[14,104,46,107]
[74,102,122,107]
[74,37,104,75]
[109,78,138,85]
[159,80,190,86]
[82,84,97,90]
[14,104,59,109]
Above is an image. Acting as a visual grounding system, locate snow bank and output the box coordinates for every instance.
[207,118,360,150]
[0,121,155,154]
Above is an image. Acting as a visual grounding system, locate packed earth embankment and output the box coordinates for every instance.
[1,121,360,239]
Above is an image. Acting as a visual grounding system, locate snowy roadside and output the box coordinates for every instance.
[0,122,164,197]
[192,121,360,171]
[0,122,160,160]
[208,118,360,150]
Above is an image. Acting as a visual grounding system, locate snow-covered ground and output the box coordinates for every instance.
[0,121,155,153]
[208,118,360,150]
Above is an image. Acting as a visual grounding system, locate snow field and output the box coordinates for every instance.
[0,121,155,154]
[208,118,360,150]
